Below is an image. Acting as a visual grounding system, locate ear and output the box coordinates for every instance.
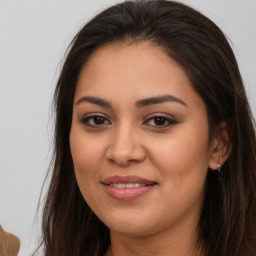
[208,121,232,170]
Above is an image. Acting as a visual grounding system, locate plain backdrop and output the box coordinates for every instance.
[0,0,255,255]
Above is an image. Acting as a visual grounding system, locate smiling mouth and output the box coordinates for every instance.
[101,175,157,200]
[102,175,157,185]
[109,183,149,189]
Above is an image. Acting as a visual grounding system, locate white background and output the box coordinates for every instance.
[0,0,255,255]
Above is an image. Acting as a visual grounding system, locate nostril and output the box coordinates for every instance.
[105,135,146,165]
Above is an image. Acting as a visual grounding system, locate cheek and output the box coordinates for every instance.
[69,125,105,196]
[150,123,210,195]
[70,123,107,168]
[165,137,209,173]
[147,130,209,224]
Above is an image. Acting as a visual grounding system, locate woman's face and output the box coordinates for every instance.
[70,41,213,237]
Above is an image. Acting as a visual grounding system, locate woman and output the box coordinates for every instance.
[38,1,256,255]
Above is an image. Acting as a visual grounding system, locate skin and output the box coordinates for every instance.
[70,41,229,256]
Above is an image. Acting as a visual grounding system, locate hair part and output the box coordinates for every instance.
[38,1,256,255]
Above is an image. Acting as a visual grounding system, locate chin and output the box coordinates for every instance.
[109,223,154,236]
[100,212,161,236]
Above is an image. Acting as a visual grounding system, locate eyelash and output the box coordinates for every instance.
[80,114,177,128]
[143,115,177,128]
[80,114,111,127]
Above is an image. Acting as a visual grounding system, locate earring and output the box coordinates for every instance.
[217,164,221,172]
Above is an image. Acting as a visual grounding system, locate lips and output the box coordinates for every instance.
[102,175,156,185]
[101,175,157,200]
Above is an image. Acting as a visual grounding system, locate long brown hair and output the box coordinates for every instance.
[38,1,256,255]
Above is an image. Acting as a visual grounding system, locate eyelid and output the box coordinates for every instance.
[78,112,178,128]
[143,113,178,127]
[143,112,176,121]
[80,113,111,127]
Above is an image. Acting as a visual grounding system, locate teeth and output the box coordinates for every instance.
[113,183,125,189]
[110,183,146,189]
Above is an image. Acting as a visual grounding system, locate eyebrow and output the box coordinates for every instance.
[75,96,112,108]
[135,94,187,108]
[75,94,187,108]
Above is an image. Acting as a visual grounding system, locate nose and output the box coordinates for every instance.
[106,125,146,166]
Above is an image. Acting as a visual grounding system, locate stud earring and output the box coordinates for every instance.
[217,164,221,172]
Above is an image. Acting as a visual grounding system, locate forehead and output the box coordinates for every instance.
[78,41,180,84]
[75,41,204,110]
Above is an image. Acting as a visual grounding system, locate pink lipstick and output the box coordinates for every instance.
[101,175,157,200]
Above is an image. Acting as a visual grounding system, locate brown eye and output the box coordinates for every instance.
[144,116,177,127]
[92,116,106,125]
[81,115,110,126]
[153,117,168,126]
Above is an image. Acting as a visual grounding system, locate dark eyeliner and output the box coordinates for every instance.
[143,114,178,128]
[79,114,111,127]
